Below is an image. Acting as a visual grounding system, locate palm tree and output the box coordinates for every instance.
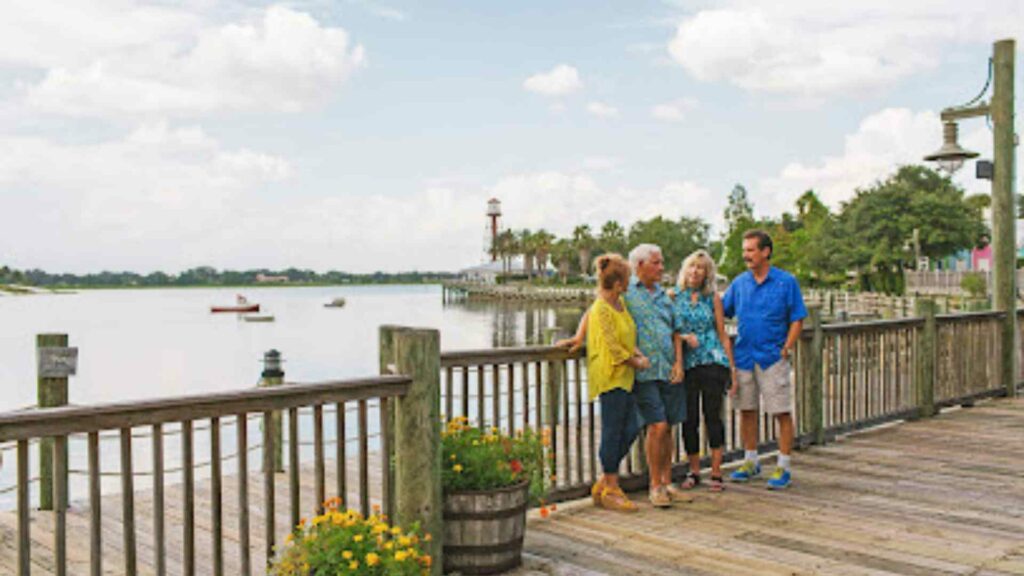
[550,238,574,284]
[572,225,595,276]
[532,229,555,282]
[496,229,517,278]
[518,229,536,279]
[599,220,627,256]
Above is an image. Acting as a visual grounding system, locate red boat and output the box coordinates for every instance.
[211,294,259,313]
[210,304,260,313]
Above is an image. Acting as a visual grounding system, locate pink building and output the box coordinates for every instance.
[971,244,993,271]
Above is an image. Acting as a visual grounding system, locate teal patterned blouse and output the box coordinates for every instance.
[672,288,730,370]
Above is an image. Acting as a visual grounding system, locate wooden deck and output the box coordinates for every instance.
[516,396,1024,576]
[3,397,1022,575]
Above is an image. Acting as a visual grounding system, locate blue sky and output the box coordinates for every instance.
[1,0,1022,273]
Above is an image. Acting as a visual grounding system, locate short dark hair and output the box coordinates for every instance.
[595,253,630,291]
[742,229,773,259]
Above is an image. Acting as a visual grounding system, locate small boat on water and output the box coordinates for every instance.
[211,294,260,313]
[243,314,275,322]
[324,297,347,308]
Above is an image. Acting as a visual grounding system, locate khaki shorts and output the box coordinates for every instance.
[736,358,793,415]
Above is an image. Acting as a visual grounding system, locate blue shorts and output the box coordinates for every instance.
[633,379,686,426]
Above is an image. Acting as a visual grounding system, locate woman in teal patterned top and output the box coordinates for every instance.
[671,249,736,492]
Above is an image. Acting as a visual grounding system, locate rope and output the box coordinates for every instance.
[0,477,39,496]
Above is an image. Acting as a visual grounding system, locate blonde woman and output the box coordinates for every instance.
[671,250,736,492]
[560,253,649,512]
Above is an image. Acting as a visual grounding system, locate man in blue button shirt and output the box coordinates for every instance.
[723,229,807,489]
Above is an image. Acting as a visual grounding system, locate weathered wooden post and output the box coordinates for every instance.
[543,328,563,480]
[37,333,75,511]
[379,325,409,524]
[915,300,937,419]
[807,307,825,445]
[259,349,284,472]
[392,328,442,576]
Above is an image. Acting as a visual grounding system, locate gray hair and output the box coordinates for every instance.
[677,249,718,297]
[628,244,662,272]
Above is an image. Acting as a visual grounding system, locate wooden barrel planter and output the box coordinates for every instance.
[442,480,529,575]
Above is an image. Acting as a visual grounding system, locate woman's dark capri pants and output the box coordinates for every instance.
[682,364,729,456]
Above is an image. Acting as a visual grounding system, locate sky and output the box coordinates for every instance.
[1,0,1023,274]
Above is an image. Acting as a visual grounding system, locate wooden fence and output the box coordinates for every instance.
[1,306,1019,575]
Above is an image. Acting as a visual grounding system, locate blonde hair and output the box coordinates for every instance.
[594,253,630,291]
[677,249,717,297]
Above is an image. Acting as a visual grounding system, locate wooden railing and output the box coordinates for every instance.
[438,304,1017,503]
[0,375,411,576]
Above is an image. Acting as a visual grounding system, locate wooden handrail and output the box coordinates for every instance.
[0,375,411,441]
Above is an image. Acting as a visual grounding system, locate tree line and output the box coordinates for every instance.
[0,266,455,288]
[496,165,988,294]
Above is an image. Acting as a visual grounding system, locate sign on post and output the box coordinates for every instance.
[37,347,78,378]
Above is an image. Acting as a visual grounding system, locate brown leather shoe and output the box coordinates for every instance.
[600,486,638,513]
[665,483,694,503]
[591,477,606,507]
[649,485,672,508]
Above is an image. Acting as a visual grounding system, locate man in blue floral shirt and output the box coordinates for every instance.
[625,244,687,507]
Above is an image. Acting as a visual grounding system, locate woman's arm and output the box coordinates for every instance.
[713,293,738,395]
[671,333,684,384]
[554,311,589,352]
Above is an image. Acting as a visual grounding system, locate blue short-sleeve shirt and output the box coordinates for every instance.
[722,267,807,371]
[624,277,678,383]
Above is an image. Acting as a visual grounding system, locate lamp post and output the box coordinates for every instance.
[924,39,1016,397]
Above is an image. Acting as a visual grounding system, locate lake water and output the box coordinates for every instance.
[0,285,587,412]
[0,285,587,507]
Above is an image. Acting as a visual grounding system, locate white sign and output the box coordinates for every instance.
[38,347,78,378]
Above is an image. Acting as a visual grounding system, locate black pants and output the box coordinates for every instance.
[682,364,729,456]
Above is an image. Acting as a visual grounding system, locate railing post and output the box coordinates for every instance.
[379,325,409,523]
[807,307,825,445]
[259,350,284,473]
[543,329,563,481]
[915,300,937,418]
[37,333,70,511]
[392,328,443,576]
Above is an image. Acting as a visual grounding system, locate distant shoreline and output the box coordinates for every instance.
[0,282,443,293]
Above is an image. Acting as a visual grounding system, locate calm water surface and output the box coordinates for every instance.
[0,285,586,507]
[0,285,586,411]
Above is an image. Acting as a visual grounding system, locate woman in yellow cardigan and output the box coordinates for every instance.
[583,253,650,512]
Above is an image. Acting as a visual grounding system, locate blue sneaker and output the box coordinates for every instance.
[766,467,791,490]
[729,460,761,482]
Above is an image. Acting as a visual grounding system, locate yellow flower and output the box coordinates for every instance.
[399,536,412,547]
[353,534,364,542]
[342,551,353,560]
[366,552,380,566]
[373,524,388,535]
[384,541,394,550]
[450,453,457,460]
[453,464,463,473]
[395,550,409,561]
[391,526,402,535]
[349,560,359,570]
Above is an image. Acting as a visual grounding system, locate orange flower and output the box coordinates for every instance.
[539,506,550,519]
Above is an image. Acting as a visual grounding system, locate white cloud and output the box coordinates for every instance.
[19,5,365,117]
[651,98,697,122]
[523,64,583,97]
[667,0,1024,97]
[586,101,619,118]
[757,106,1022,217]
[0,121,290,270]
[486,172,717,238]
